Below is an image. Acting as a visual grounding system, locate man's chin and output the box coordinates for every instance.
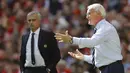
[88,23,92,25]
[88,21,91,25]
[88,22,95,25]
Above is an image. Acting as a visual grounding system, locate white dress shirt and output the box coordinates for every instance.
[72,19,123,67]
[25,28,46,67]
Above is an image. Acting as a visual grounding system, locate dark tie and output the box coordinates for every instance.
[31,32,36,65]
[92,28,97,66]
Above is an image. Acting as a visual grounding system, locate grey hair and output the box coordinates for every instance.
[27,11,41,20]
[88,3,106,18]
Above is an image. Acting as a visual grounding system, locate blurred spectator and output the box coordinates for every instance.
[57,59,71,73]
[124,52,130,73]
[107,0,121,12]
[0,25,6,50]
[49,0,62,15]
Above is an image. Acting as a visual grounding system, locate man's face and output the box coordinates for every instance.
[27,14,40,30]
[86,9,98,25]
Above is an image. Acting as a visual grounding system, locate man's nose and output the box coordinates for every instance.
[30,21,33,23]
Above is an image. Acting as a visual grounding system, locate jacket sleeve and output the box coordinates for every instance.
[20,35,25,73]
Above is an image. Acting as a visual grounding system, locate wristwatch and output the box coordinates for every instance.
[46,68,51,72]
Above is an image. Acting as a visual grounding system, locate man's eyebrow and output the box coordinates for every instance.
[28,18,35,19]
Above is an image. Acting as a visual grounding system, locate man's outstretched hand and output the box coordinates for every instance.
[55,31,72,43]
[68,49,84,60]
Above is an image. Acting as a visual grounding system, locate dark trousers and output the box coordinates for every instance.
[99,60,124,73]
[24,66,48,73]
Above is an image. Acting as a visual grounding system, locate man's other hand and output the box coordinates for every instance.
[68,49,84,60]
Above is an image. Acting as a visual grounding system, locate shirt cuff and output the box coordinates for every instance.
[72,37,78,44]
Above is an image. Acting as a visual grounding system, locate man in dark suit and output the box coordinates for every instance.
[20,11,61,73]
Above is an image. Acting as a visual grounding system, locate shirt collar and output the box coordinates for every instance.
[95,19,106,29]
[30,28,40,35]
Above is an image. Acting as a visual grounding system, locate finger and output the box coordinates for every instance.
[55,33,60,35]
[55,33,63,36]
[55,35,62,38]
[59,40,63,42]
[55,37,62,40]
[68,52,76,57]
[68,52,76,55]
[54,35,57,37]
[56,32,66,35]
[68,52,74,56]
[65,30,68,35]
[68,52,73,55]
[55,33,66,38]
[76,49,82,55]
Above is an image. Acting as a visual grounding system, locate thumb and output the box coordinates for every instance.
[65,30,68,35]
[76,49,82,55]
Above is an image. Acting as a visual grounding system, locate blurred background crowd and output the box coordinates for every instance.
[0,0,130,73]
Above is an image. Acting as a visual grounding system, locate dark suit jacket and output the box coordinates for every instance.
[20,29,61,73]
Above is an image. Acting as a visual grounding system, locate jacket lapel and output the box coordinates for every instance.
[38,29,46,56]
[38,29,42,49]
[25,32,30,48]
[38,29,46,50]
[23,31,30,55]
[22,31,30,63]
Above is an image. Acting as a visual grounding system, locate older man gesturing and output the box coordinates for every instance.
[55,3,124,73]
